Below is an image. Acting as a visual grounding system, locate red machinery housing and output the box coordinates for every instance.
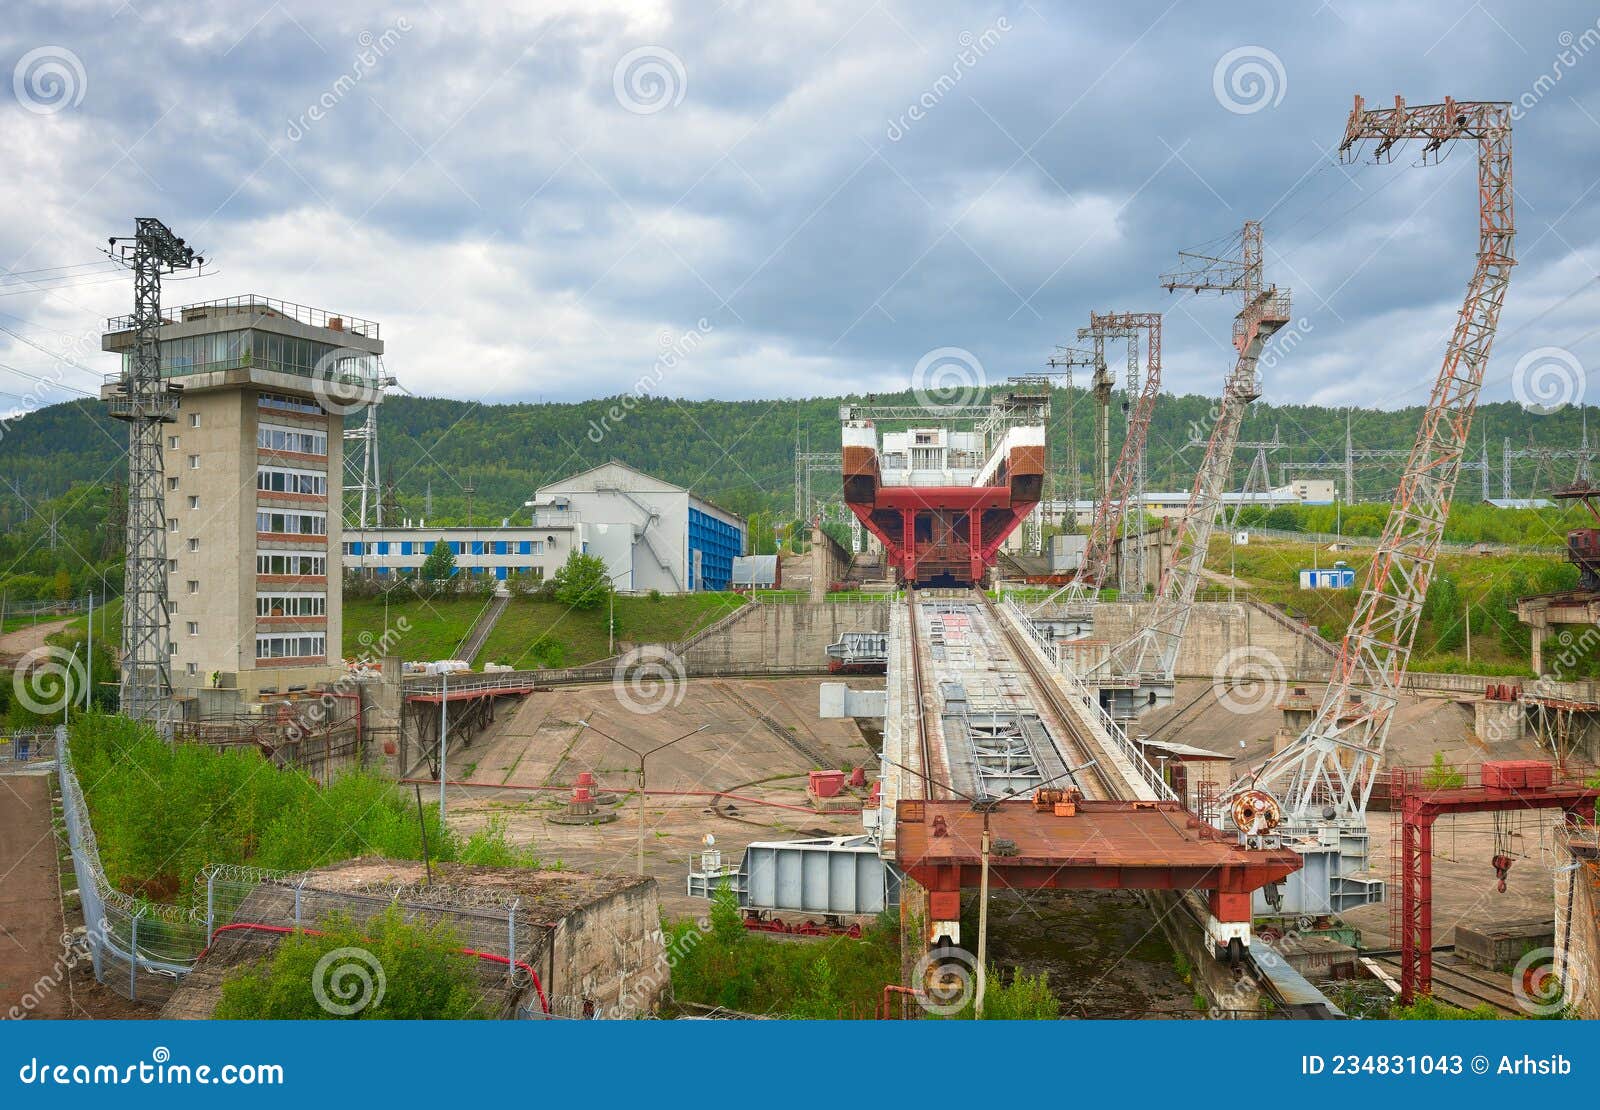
[843,428,1043,589]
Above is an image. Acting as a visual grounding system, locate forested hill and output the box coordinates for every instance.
[0,387,1594,529]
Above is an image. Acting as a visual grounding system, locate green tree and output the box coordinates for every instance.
[52,568,72,601]
[214,907,487,1020]
[1424,573,1465,653]
[552,551,612,610]
[420,539,455,581]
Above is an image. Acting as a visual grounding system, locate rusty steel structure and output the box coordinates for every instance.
[1079,311,1161,588]
[1095,222,1290,714]
[1389,761,1596,1005]
[1223,96,1515,915]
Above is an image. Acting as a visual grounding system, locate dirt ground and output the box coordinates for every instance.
[0,617,73,665]
[0,772,68,1018]
[1141,679,1566,947]
[440,677,880,918]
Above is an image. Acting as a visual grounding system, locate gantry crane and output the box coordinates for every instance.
[1221,96,1515,916]
[1079,311,1161,590]
[1092,222,1289,716]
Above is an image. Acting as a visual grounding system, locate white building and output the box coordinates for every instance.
[342,461,747,594]
[531,461,745,593]
[342,515,584,584]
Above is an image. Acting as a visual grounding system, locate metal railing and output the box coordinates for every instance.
[1001,598,1178,804]
[106,294,380,340]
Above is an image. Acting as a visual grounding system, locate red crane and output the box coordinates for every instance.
[1389,761,1597,1006]
[1080,311,1161,588]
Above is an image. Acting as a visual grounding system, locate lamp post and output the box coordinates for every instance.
[438,669,448,823]
[577,719,711,877]
[876,750,1097,1019]
[603,568,629,656]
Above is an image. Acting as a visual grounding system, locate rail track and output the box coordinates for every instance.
[1366,950,1522,1015]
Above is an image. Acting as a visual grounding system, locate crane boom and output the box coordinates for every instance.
[1096,222,1290,713]
[1080,311,1161,587]
[1223,96,1514,915]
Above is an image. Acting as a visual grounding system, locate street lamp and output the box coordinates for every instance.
[602,568,630,656]
[576,718,711,877]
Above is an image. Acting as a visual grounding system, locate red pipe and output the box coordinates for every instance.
[400,778,861,816]
[880,983,923,1020]
[201,922,550,1015]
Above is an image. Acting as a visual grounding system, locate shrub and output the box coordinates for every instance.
[214,907,487,1019]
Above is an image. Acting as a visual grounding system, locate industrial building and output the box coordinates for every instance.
[343,517,584,583]
[343,460,746,593]
[530,461,746,592]
[100,294,384,698]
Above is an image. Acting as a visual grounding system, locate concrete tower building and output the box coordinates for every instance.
[102,295,383,700]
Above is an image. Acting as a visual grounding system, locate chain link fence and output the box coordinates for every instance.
[0,729,56,764]
[57,725,558,1015]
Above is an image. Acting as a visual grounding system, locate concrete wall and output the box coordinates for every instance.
[810,523,851,601]
[548,878,667,1019]
[679,601,890,672]
[1091,601,1326,679]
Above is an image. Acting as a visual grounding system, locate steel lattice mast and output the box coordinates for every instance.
[107,219,203,736]
[1230,97,1514,850]
[1046,345,1100,531]
[1101,222,1290,689]
[1079,311,1161,586]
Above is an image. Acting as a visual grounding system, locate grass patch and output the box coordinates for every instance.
[68,713,545,906]
[341,596,487,661]
[1208,537,1575,676]
[475,592,746,669]
[666,885,899,1018]
[214,906,489,1020]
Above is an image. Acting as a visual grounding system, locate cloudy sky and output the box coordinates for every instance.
[2,0,1597,414]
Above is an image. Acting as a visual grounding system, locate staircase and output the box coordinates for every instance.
[455,593,510,665]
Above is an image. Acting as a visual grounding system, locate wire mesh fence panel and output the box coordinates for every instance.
[57,725,560,1015]
[56,725,229,1003]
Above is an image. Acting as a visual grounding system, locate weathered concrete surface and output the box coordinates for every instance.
[1090,601,1326,680]
[679,601,889,672]
[440,677,878,919]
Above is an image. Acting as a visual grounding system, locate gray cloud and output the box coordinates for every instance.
[1,0,1597,413]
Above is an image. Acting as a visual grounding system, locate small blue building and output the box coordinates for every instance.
[1298,561,1355,590]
